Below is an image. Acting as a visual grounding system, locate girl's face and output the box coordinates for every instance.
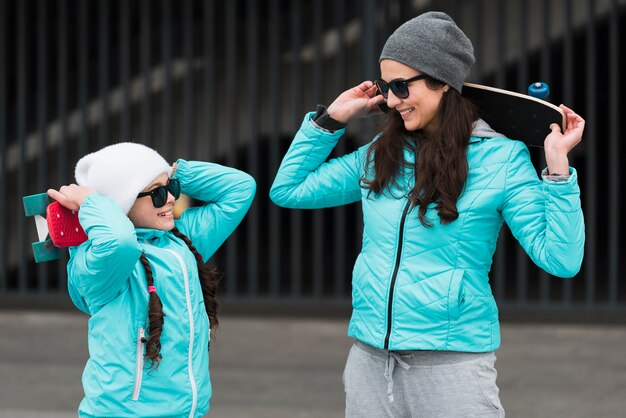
[379,59,447,136]
[128,173,176,230]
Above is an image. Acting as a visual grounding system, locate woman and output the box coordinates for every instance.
[270,11,585,418]
[49,142,256,417]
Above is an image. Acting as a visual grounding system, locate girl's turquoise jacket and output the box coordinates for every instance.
[270,113,585,352]
[68,159,255,418]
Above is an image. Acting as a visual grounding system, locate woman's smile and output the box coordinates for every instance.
[398,106,415,119]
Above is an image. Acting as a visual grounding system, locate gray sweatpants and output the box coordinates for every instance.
[343,340,505,418]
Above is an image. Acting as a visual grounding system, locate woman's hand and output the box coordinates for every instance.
[544,104,585,175]
[326,81,386,123]
[47,184,95,211]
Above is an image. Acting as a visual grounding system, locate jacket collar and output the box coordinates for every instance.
[469,118,504,144]
[400,119,504,146]
[135,227,170,242]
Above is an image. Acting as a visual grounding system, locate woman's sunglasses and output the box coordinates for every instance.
[374,74,427,100]
[136,178,180,208]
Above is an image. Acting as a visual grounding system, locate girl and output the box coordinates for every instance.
[270,11,585,418]
[49,142,255,417]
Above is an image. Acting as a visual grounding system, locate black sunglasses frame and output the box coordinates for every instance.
[375,74,428,100]
[136,178,181,208]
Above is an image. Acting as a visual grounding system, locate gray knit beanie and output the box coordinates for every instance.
[379,11,474,93]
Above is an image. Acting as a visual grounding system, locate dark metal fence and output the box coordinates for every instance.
[1,0,624,317]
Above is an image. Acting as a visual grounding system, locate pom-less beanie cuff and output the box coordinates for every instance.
[379,11,475,92]
[75,142,171,214]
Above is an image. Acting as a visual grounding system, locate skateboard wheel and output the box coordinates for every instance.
[32,239,60,263]
[528,82,549,99]
[23,193,50,217]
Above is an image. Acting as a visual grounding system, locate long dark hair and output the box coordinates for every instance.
[140,227,221,368]
[361,76,478,227]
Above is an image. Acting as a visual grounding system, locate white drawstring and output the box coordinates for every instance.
[384,351,413,402]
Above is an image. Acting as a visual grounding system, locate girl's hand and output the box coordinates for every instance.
[47,184,95,211]
[544,105,585,175]
[326,81,386,123]
[169,162,178,178]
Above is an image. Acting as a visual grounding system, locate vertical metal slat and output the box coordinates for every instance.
[538,0,551,306]
[353,0,375,272]
[362,0,376,81]
[57,0,69,291]
[246,0,260,297]
[183,0,194,157]
[78,0,88,158]
[608,0,620,307]
[17,0,28,294]
[37,0,48,292]
[585,0,597,307]
[494,0,507,303]
[360,0,377,142]
[472,0,484,84]
[333,0,347,300]
[120,0,130,139]
[141,0,151,145]
[0,0,6,294]
[161,0,172,158]
[561,0,574,306]
[515,0,529,306]
[268,0,281,298]
[312,0,324,299]
[226,0,239,296]
[290,0,303,299]
[98,0,109,149]
[203,0,215,163]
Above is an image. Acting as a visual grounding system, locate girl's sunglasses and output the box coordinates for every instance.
[136,178,180,208]
[374,74,427,100]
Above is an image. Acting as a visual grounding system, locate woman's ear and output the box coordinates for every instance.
[442,85,450,93]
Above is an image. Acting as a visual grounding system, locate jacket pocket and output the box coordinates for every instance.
[447,269,466,320]
[131,327,146,401]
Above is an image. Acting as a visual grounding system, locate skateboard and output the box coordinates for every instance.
[461,82,566,147]
[23,193,87,262]
[376,81,565,147]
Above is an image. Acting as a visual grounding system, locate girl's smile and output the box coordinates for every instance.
[128,173,177,230]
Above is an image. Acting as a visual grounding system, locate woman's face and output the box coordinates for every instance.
[379,59,448,136]
[128,173,176,230]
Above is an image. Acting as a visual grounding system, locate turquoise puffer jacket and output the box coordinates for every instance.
[270,113,584,352]
[68,159,255,418]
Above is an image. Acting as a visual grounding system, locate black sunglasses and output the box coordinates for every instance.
[136,178,180,208]
[374,74,428,100]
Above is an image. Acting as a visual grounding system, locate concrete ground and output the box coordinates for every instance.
[1,312,625,418]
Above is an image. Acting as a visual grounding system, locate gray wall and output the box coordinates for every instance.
[1,0,625,318]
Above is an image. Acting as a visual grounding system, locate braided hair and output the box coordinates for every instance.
[140,227,221,368]
[139,253,165,367]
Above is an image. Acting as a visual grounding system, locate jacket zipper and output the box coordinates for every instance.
[131,328,146,401]
[163,249,197,418]
[384,201,411,350]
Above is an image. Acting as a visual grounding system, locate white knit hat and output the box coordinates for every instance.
[75,142,171,214]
